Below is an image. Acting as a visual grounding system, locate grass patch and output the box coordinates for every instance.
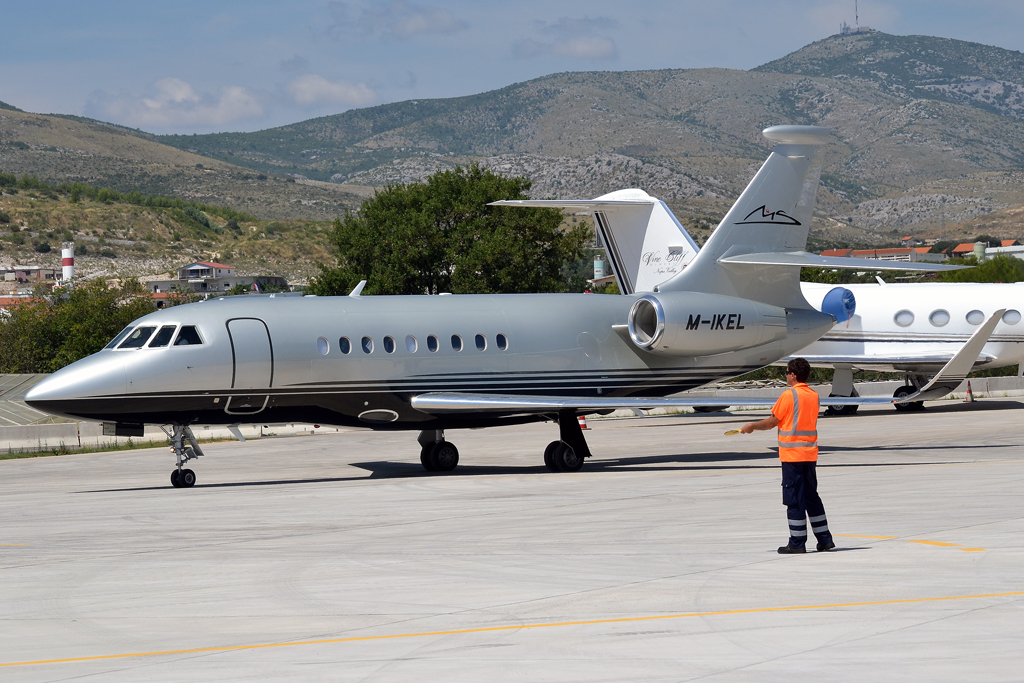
[0,436,235,461]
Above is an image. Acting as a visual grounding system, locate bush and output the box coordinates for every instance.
[77,244,89,256]
[99,248,117,258]
[33,242,51,253]
[0,210,11,223]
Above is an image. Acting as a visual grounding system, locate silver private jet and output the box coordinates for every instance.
[25,126,965,487]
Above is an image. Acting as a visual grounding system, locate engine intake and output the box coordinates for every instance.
[627,292,789,356]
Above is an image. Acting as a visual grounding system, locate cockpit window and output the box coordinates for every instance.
[174,325,204,346]
[118,326,157,349]
[148,325,178,348]
[105,325,135,349]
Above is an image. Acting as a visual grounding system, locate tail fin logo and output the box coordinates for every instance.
[735,205,801,226]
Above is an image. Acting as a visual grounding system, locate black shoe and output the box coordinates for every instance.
[816,541,836,552]
[778,545,806,554]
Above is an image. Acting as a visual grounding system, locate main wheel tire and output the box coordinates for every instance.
[420,444,436,471]
[170,469,181,488]
[825,403,859,416]
[551,441,584,473]
[893,386,923,412]
[430,441,459,472]
[543,441,561,472]
[180,469,196,487]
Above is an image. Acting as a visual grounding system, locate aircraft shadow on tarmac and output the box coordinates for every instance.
[78,441,991,493]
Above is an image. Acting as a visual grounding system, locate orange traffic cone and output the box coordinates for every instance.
[965,381,975,403]
[578,415,590,430]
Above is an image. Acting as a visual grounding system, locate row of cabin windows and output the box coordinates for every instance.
[106,324,204,349]
[316,333,508,356]
[893,308,1021,328]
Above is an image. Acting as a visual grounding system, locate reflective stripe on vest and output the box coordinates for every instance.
[778,386,819,462]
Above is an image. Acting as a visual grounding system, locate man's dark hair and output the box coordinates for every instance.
[787,357,811,383]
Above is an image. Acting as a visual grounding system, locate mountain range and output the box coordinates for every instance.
[4,30,1024,257]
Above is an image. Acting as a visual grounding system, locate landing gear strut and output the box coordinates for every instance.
[417,429,459,472]
[161,425,203,488]
[824,365,859,417]
[893,385,925,412]
[543,410,592,472]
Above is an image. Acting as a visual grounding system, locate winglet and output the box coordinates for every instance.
[227,424,246,443]
[896,309,1005,403]
[348,280,367,297]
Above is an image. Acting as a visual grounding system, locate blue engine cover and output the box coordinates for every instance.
[821,287,856,323]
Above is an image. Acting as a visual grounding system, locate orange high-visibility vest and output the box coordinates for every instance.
[772,383,819,462]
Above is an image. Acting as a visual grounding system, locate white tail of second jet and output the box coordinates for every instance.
[489,189,698,295]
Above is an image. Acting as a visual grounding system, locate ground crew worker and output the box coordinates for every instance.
[741,358,836,554]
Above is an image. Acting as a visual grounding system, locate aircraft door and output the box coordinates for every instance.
[225,318,273,415]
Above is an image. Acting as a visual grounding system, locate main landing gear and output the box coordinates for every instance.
[161,425,204,488]
[418,429,460,472]
[543,410,592,473]
[893,385,925,412]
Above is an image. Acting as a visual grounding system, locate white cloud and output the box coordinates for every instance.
[286,74,377,107]
[328,1,466,40]
[514,15,619,60]
[85,78,263,129]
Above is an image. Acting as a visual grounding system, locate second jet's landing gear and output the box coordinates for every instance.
[161,425,204,488]
[824,365,859,417]
[543,410,592,473]
[417,429,459,472]
[893,385,925,412]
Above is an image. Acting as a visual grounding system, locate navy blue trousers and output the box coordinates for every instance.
[781,461,833,549]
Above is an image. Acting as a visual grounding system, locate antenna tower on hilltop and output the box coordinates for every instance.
[855,0,859,29]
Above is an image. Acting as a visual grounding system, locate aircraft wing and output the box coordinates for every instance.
[793,353,997,368]
[410,392,893,414]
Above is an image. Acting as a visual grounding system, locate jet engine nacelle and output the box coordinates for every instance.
[626,292,789,356]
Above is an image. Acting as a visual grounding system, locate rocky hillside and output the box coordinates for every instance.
[0,108,367,222]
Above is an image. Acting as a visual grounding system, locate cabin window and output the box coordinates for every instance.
[893,310,914,327]
[174,325,203,346]
[475,334,487,351]
[966,310,985,325]
[451,334,463,351]
[406,335,418,353]
[427,335,439,352]
[361,336,373,354]
[105,325,135,349]
[1004,310,1021,325]
[496,333,508,351]
[119,326,156,349]
[383,336,396,353]
[149,325,177,348]
[929,310,950,327]
[339,337,351,354]
[317,337,329,355]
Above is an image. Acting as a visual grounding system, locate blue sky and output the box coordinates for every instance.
[2,1,1023,135]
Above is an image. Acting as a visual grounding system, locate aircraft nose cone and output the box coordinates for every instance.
[25,354,127,418]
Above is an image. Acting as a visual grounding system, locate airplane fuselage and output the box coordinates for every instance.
[26,292,831,430]
[799,281,1024,373]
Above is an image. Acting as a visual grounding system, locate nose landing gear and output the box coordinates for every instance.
[417,429,460,472]
[162,425,204,488]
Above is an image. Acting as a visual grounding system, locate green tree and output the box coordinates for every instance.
[0,279,154,372]
[307,165,589,296]
[938,255,1024,283]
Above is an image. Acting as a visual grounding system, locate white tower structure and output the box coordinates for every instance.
[61,242,75,282]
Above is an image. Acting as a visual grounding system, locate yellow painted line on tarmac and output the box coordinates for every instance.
[836,535,985,552]
[907,540,961,547]
[3,590,1023,669]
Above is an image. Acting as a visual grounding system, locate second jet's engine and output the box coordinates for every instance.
[626,292,789,356]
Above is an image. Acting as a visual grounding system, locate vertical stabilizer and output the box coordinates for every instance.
[488,189,699,294]
[656,125,829,308]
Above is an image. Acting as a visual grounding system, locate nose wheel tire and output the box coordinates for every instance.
[545,441,583,472]
[429,441,459,472]
[420,444,436,471]
[171,469,196,488]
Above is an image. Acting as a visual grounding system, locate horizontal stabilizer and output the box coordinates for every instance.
[896,309,1005,403]
[410,392,893,414]
[718,252,968,272]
